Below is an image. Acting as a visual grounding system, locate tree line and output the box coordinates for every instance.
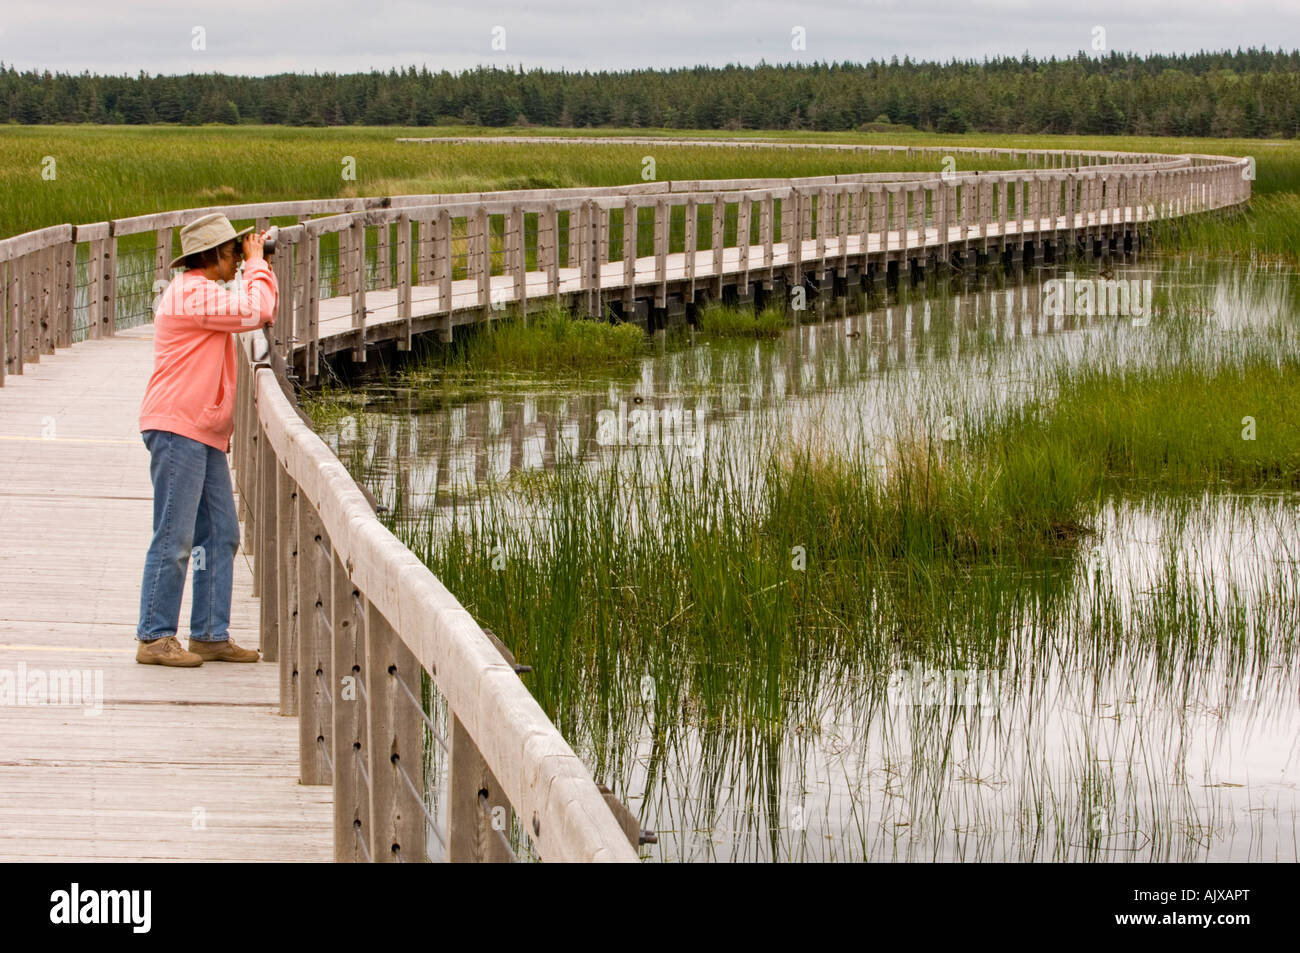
[4,49,1300,138]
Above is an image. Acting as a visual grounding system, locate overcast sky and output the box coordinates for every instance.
[3,1,1299,76]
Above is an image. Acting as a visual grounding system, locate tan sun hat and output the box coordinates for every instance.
[169,212,254,269]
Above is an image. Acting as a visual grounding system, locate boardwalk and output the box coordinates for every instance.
[0,323,331,861]
[313,211,1144,351]
[0,143,1251,862]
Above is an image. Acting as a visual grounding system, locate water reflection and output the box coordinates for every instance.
[310,255,1300,862]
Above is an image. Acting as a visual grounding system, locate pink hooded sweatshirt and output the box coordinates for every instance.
[138,259,278,453]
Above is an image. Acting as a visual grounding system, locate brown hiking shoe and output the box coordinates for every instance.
[137,635,204,667]
[187,638,259,663]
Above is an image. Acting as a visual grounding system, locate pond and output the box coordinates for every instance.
[306,255,1300,862]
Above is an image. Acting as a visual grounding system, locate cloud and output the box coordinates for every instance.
[2,0,1295,76]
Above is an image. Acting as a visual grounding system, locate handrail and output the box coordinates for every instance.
[235,327,638,861]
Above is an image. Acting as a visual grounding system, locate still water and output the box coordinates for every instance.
[310,256,1299,862]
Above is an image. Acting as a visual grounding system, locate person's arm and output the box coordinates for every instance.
[188,260,277,332]
[186,231,278,332]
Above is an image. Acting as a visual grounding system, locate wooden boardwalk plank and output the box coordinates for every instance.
[0,325,332,862]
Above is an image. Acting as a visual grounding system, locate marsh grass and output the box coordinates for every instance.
[694,300,792,338]
[373,259,1300,860]
[391,302,648,389]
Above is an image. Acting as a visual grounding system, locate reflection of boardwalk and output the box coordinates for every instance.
[350,264,1118,520]
[0,324,331,861]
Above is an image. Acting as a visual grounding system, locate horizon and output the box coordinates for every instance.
[5,46,1300,80]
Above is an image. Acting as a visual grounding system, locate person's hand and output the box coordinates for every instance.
[242,230,267,263]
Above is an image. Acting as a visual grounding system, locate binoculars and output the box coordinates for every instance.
[239,226,278,259]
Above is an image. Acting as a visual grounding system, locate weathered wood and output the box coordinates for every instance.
[511,205,526,317]
[685,196,697,301]
[436,209,452,342]
[448,713,514,862]
[622,198,636,312]
[306,225,320,384]
[331,551,370,861]
[711,194,725,297]
[476,206,491,317]
[257,420,279,661]
[397,212,412,345]
[364,600,427,862]
[655,198,669,307]
[738,194,752,288]
[277,458,299,710]
[0,326,331,862]
[349,219,366,362]
[542,205,559,302]
[297,496,333,786]
[375,221,391,291]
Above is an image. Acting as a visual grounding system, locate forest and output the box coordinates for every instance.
[3,49,1300,138]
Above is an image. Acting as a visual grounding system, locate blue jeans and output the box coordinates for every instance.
[137,429,240,643]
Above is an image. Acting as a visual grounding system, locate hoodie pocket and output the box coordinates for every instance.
[196,375,230,433]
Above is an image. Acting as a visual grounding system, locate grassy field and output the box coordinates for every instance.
[3,124,1293,259]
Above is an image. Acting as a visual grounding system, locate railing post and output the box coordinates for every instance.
[711,193,724,297]
[877,186,889,257]
[448,713,514,862]
[256,404,279,661]
[4,257,17,379]
[544,205,559,304]
[476,206,491,319]
[447,634,522,863]
[0,258,7,386]
[397,212,412,346]
[273,236,296,361]
[1066,173,1076,250]
[332,552,371,861]
[738,191,759,288]
[102,228,117,337]
[814,188,827,263]
[336,223,350,298]
[38,243,53,355]
[154,227,172,290]
[511,205,527,318]
[684,196,697,302]
[655,198,669,307]
[901,185,912,269]
[306,223,320,385]
[297,495,333,786]
[244,372,260,573]
[277,460,299,707]
[622,198,636,313]
[762,191,776,286]
[20,252,33,364]
[364,603,428,862]
[376,220,391,291]
[57,239,74,348]
[350,218,366,362]
[437,209,453,342]
[591,199,605,316]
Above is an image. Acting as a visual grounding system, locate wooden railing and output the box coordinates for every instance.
[232,329,644,861]
[0,142,1252,860]
[0,143,1250,388]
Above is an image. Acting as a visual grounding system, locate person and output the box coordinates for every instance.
[135,212,278,667]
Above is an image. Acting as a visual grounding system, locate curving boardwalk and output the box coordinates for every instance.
[0,141,1251,862]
